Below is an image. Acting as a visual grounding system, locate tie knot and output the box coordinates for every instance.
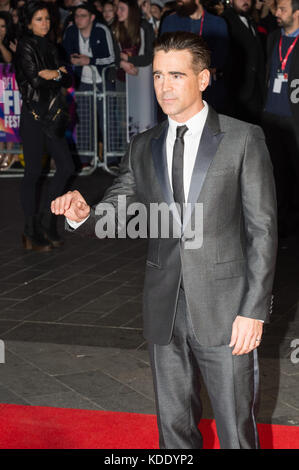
[176,125,188,140]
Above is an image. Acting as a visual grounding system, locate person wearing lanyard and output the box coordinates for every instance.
[159,0,230,114]
[262,0,299,241]
[222,0,266,124]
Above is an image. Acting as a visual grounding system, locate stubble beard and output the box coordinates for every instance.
[176,0,198,17]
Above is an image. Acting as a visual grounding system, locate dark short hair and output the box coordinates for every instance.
[291,0,299,12]
[154,32,211,73]
[73,3,97,16]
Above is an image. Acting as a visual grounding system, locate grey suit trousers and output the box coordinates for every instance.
[148,289,260,449]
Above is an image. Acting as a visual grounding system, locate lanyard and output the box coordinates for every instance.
[199,9,205,36]
[279,35,299,71]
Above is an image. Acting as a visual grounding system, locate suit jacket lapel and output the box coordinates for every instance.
[183,107,224,231]
[151,121,181,226]
[151,108,225,231]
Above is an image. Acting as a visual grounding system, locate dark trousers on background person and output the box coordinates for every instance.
[230,81,264,125]
[20,105,75,216]
[262,112,299,237]
[148,289,260,449]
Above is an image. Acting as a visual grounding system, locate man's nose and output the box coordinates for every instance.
[162,77,172,91]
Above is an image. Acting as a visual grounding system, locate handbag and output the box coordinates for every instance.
[30,91,70,139]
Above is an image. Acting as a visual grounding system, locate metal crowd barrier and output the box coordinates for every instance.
[0,65,128,178]
[100,65,128,174]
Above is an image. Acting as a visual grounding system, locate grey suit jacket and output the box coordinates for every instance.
[75,107,277,346]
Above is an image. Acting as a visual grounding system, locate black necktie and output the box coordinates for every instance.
[172,125,188,222]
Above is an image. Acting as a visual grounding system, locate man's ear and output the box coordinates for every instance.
[91,14,96,22]
[198,68,210,92]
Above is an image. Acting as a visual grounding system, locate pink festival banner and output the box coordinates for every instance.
[0,63,21,143]
[0,63,77,145]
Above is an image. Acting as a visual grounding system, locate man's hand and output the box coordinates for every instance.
[229,316,263,355]
[70,54,90,66]
[141,0,152,20]
[51,190,90,223]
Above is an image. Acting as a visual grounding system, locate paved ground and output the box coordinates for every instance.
[0,168,299,426]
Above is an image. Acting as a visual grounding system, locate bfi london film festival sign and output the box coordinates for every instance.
[0,64,22,143]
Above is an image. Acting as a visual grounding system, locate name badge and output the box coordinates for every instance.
[273,72,288,94]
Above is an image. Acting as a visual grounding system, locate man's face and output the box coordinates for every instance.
[151,4,162,20]
[153,49,209,122]
[231,0,252,15]
[276,0,297,29]
[176,0,198,17]
[74,8,94,30]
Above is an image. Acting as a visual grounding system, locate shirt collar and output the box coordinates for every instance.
[168,101,209,139]
[281,27,299,37]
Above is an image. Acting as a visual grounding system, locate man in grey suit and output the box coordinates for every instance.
[51,32,277,449]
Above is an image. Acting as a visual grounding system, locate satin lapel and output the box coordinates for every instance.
[151,123,181,226]
[183,113,224,231]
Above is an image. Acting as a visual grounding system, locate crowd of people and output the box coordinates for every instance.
[0,0,298,249]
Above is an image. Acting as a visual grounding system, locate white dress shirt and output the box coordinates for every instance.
[166,101,208,201]
[239,15,256,36]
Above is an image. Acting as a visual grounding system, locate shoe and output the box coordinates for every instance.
[81,163,92,170]
[0,154,16,171]
[40,212,64,248]
[23,216,52,252]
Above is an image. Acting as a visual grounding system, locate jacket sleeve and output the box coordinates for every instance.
[89,23,115,69]
[17,41,72,91]
[238,125,277,322]
[70,136,138,238]
[17,42,51,90]
[128,21,155,67]
[52,44,73,89]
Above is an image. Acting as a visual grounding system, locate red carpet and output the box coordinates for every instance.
[0,404,298,449]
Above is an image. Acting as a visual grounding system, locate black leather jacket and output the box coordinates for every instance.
[15,34,72,114]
